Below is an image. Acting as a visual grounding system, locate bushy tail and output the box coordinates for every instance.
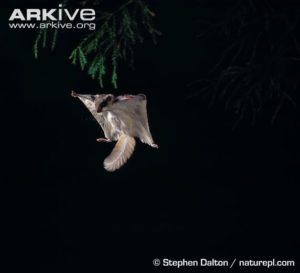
[103,135,136,172]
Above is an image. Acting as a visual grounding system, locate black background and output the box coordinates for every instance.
[1,1,299,272]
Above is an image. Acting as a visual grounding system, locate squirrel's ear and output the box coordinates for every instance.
[106,94,114,102]
[137,94,147,100]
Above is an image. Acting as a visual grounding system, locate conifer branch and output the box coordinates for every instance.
[33,0,160,88]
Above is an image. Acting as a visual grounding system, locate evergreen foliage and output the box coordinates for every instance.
[33,0,160,88]
[191,0,299,125]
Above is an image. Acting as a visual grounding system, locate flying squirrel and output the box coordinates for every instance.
[71,91,158,172]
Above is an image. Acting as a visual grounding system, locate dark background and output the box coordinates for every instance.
[1,1,299,272]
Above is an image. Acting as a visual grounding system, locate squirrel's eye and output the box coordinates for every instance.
[100,101,107,108]
[91,95,95,100]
